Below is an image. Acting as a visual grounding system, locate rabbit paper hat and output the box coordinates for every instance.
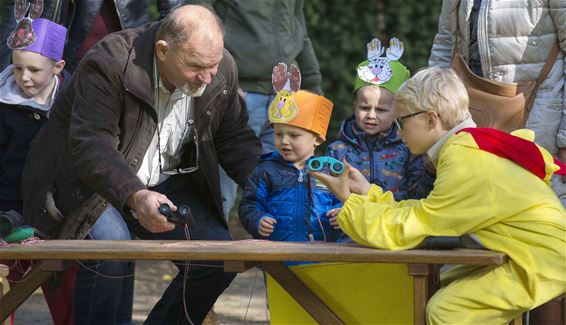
[268,63,334,140]
[354,37,410,94]
[7,0,67,61]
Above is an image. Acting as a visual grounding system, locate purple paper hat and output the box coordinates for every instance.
[9,18,67,61]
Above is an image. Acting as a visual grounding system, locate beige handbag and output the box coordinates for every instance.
[451,44,559,133]
[449,0,561,132]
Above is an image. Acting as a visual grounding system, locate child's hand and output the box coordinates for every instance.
[258,216,277,237]
[347,164,371,195]
[309,163,351,202]
[309,160,370,202]
[326,208,341,230]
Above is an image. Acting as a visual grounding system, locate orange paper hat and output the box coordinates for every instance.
[268,63,333,140]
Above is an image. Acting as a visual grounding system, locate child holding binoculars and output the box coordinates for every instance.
[239,63,343,242]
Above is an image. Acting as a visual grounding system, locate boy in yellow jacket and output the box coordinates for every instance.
[311,67,566,324]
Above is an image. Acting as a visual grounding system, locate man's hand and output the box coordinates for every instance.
[126,189,176,233]
[258,216,277,237]
[326,208,341,230]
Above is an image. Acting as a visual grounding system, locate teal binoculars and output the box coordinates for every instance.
[308,156,345,175]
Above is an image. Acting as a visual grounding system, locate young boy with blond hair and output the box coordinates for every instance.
[239,63,342,242]
[311,67,566,324]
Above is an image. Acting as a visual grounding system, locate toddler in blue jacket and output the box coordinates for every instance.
[327,38,434,200]
[239,63,341,242]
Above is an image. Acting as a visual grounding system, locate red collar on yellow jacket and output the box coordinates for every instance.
[457,128,566,179]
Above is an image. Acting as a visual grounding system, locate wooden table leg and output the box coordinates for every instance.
[510,315,523,325]
[0,262,54,323]
[262,262,344,325]
[0,264,10,325]
[562,295,566,325]
[408,264,440,325]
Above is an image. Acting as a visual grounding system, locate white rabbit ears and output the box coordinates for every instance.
[356,37,406,87]
[354,37,410,93]
[366,37,404,62]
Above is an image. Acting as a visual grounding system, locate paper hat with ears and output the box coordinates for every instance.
[7,0,67,61]
[354,37,410,94]
[268,63,334,141]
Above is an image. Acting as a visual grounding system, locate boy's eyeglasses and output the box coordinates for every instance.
[7,0,44,49]
[394,111,427,130]
[157,125,199,175]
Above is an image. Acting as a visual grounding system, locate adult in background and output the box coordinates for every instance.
[0,0,181,71]
[428,0,566,322]
[185,0,323,217]
[21,4,261,324]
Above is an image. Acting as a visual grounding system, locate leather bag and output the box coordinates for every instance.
[449,0,561,132]
[451,43,559,133]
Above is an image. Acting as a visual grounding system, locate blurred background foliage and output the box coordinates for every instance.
[303,0,442,142]
[149,0,442,144]
[0,1,442,219]
[0,1,442,142]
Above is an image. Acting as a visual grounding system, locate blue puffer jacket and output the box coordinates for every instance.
[327,114,435,200]
[239,151,342,242]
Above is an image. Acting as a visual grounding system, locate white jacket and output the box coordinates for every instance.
[429,0,566,155]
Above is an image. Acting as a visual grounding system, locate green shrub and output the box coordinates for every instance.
[147,0,443,146]
[304,0,442,144]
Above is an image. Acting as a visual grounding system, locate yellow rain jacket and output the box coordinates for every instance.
[339,128,566,324]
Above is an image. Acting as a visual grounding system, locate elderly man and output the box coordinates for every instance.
[22,5,261,325]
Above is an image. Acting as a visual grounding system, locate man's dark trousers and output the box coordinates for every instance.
[74,172,236,325]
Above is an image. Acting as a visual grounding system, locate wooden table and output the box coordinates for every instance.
[0,240,507,324]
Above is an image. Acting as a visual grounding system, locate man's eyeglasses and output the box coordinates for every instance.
[394,111,427,130]
[158,125,199,175]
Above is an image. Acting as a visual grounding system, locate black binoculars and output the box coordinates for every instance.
[421,236,463,250]
[158,204,192,225]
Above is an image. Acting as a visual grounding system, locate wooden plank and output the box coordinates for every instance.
[0,263,53,323]
[263,262,344,325]
[0,240,507,265]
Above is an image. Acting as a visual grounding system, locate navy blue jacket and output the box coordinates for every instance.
[327,115,435,201]
[0,70,71,212]
[0,102,46,210]
[239,151,342,242]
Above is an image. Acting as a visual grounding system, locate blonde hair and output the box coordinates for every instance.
[394,67,471,130]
